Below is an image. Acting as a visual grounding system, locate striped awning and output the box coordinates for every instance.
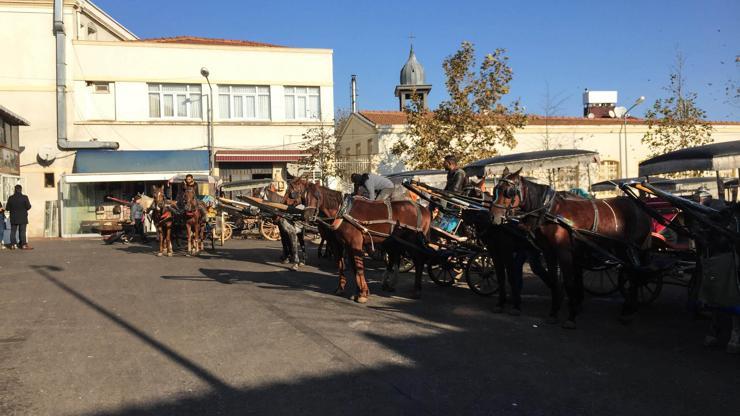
[216,150,308,163]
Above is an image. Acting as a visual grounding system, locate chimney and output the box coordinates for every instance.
[582,89,618,118]
[350,75,358,113]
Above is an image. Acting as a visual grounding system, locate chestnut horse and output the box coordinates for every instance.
[291,178,432,303]
[182,188,203,256]
[149,186,175,257]
[490,168,651,328]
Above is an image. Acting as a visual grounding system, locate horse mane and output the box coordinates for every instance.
[311,183,343,210]
[520,176,552,211]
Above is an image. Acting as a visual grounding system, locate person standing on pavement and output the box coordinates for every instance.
[0,201,6,250]
[6,184,32,250]
[130,195,147,243]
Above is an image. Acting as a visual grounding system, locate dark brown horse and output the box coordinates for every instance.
[149,186,175,257]
[490,168,651,328]
[182,188,203,256]
[292,178,432,303]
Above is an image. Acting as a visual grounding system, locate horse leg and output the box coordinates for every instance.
[543,250,562,324]
[492,250,508,313]
[167,227,173,256]
[410,255,423,299]
[507,250,527,315]
[559,252,580,329]
[186,223,192,256]
[334,244,348,295]
[382,246,399,292]
[352,246,370,303]
[727,316,740,354]
[156,227,164,256]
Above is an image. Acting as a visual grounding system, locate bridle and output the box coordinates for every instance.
[491,177,525,216]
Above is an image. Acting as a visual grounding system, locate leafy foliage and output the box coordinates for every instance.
[299,110,350,185]
[642,55,713,157]
[391,42,526,169]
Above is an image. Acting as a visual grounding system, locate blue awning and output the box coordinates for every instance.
[73,150,209,174]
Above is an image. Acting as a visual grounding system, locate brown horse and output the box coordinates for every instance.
[182,188,203,256]
[292,178,432,303]
[490,168,651,328]
[149,186,175,257]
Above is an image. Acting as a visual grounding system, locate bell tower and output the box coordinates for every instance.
[394,44,432,110]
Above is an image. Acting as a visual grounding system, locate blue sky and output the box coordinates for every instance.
[96,0,739,120]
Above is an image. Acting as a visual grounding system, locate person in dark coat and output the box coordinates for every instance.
[6,184,32,250]
[443,155,467,193]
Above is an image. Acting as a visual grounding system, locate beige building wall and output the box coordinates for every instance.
[0,0,334,237]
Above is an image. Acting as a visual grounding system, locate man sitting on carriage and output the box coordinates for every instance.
[443,154,467,193]
[176,174,208,217]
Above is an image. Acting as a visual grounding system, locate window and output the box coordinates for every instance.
[598,160,620,183]
[218,85,270,120]
[284,86,320,120]
[87,81,110,93]
[148,84,202,119]
[44,173,55,188]
[345,147,350,156]
[367,139,373,156]
[355,143,361,156]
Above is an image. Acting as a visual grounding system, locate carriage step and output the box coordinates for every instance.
[430,226,468,242]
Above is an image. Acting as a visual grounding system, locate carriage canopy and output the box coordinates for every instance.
[638,140,740,176]
[464,149,600,177]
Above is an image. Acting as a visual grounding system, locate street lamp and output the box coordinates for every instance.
[200,67,214,176]
[622,95,645,177]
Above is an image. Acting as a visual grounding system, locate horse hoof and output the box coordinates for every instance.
[492,305,504,314]
[546,316,559,325]
[703,335,720,347]
[291,264,300,271]
[156,252,163,257]
[167,252,173,257]
[355,296,368,304]
[333,288,345,296]
[508,308,522,316]
[562,320,577,330]
[726,342,740,354]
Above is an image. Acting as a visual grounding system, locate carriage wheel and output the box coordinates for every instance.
[465,253,498,296]
[583,265,621,296]
[259,220,281,241]
[221,223,233,241]
[427,262,462,287]
[619,273,664,305]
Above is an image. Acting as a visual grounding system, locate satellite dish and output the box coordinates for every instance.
[613,106,627,118]
[37,145,57,164]
[608,110,616,118]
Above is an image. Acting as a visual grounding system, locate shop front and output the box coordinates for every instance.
[60,150,209,237]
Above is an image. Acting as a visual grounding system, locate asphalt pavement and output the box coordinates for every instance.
[0,238,737,416]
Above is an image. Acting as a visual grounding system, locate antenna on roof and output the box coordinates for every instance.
[351,75,358,113]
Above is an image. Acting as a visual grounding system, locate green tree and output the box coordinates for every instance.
[642,54,713,156]
[299,109,350,185]
[392,42,526,169]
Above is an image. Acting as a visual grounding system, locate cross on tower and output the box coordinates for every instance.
[408,34,415,48]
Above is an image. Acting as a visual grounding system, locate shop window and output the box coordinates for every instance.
[44,173,55,188]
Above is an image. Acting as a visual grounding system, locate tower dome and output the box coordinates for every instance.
[399,46,425,85]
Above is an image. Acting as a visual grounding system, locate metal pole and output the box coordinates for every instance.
[202,73,214,176]
[623,115,628,177]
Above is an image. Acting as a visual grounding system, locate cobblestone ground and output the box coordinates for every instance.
[0,238,738,416]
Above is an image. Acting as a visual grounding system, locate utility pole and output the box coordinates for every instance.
[200,67,214,176]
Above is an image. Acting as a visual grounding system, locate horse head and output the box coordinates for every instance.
[183,188,197,212]
[490,167,524,225]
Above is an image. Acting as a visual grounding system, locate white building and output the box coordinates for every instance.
[340,48,740,188]
[0,0,333,237]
